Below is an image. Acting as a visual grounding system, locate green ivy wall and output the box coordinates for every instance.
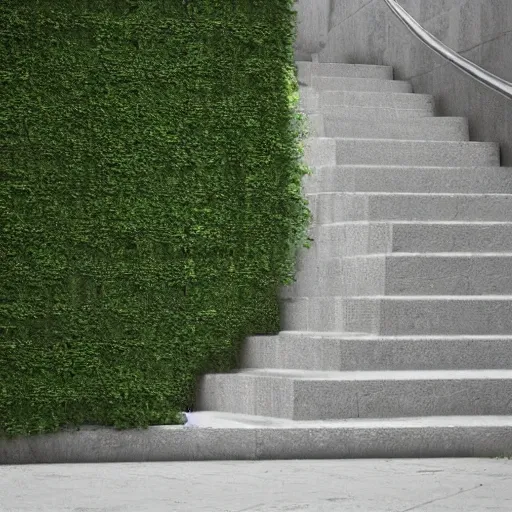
[0,0,310,438]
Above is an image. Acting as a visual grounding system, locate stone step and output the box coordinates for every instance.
[303,166,512,194]
[307,115,469,140]
[3,413,512,461]
[186,59,512,461]
[300,89,434,112]
[280,253,512,298]
[182,412,512,459]
[390,222,512,253]
[310,75,412,92]
[297,61,393,83]
[196,368,512,420]
[305,138,500,167]
[280,296,512,335]
[241,332,512,371]
[306,192,512,223]
[311,222,512,258]
[336,253,512,296]
[304,104,435,120]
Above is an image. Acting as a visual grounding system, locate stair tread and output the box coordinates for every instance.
[319,115,465,120]
[289,295,512,299]
[277,331,512,340]
[234,368,512,380]
[298,62,392,71]
[297,61,391,67]
[343,252,512,257]
[321,220,512,225]
[309,76,411,92]
[310,76,406,82]
[304,166,512,194]
[318,164,509,168]
[307,192,512,197]
[186,411,512,429]
[304,106,435,118]
[311,137,496,145]
[302,89,430,97]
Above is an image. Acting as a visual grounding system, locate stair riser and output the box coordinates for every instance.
[197,374,295,419]
[304,105,435,120]
[376,299,512,336]
[393,224,512,253]
[280,297,512,335]
[298,62,393,83]
[279,255,385,298]
[307,115,469,140]
[2,421,512,461]
[311,75,412,93]
[281,255,512,297]
[307,194,512,223]
[312,223,512,256]
[197,373,512,420]
[259,425,512,459]
[303,167,512,194]
[385,256,512,296]
[323,90,433,110]
[310,76,412,92]
[305,224,392,258]
[300,89,433,111]
[242,335,512,371]
[305,139,500,167]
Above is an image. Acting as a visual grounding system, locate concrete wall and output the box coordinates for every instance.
[295,0,512,165]
[294,0,331,60]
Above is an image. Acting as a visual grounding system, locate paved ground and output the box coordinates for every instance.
[0,458,511,512]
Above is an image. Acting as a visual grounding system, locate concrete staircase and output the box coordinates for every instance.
[190,60,512,458]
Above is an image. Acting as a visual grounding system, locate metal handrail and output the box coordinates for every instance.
[383,0,512,100]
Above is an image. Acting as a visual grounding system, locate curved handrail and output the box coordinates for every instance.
[383,0,512,100]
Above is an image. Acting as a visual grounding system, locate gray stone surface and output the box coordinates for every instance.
[310,116,469,140]
[303,166,512,194]
[361,254,512,296]
[306,138,500,167]
[307,192,512,223]
[305,102,435,120]
[281,295,512,335]
[383,254,512,295]
[297,61,393,83]
[389,222,512,253]
[345,296,512,336]
[310,0,512,165]
[307,221,512,259]
[242,332,512,371]
[281,253,512,298]
[2,415,512,464]
[197,368,512,420]
[311,75,411,92]
[0,425,257,464]
[308,222,393,258]
[314,90,435,109]
[1,458,512,511]
[305,221,512,257]
[197,61,512,455]
[293,0,330,59]
[333,139,500,167]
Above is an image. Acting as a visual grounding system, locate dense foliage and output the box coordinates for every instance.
[0,0,310,437]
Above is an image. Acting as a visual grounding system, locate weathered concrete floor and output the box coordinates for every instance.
[1,458,511,511]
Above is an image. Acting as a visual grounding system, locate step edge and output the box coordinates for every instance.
[206,368,512,380]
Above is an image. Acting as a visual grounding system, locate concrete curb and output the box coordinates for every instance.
[2,420,512,464]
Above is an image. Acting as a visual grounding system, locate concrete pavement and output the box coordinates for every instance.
[0,458,511,512]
